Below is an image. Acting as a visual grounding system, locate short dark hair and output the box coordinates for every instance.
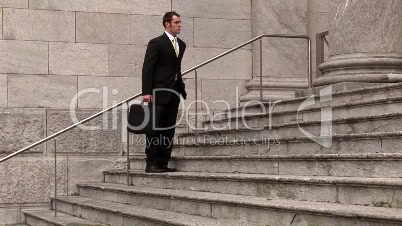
[163,11,180,28]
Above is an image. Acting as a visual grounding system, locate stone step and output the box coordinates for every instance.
[54,196,257,226]
[204,83,402,124]
[129,153,402,178]
[179,113,402,143]
[180,83,402,134]
[173,132,402,156]
[104,170,402,208]
[201,96,402,130]
[265,82,402,114]
[239,93,296,103]
[245,78,309,89]
[76,182,402,226]
[23,209,105,226]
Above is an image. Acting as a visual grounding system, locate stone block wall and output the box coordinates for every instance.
[176,0,252,111]
[0,0,253,223]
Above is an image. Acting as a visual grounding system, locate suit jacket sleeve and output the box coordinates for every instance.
[142,39,159,96]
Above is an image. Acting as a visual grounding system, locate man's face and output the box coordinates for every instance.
[166,15,181,36]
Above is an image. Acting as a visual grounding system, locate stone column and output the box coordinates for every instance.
[314,0,402,87]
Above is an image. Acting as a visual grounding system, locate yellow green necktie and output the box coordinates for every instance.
[173,37,178,57]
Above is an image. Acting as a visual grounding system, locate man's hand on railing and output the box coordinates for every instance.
[143,95,153,103]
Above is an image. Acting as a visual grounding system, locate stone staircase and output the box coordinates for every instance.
[22,83,402,226]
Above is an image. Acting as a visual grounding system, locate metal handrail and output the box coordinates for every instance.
[316,31,329,78]
[0,33,312,164]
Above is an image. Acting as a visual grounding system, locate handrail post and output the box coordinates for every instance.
[126,102,130,186]
[54,138,57,217]
[308,37,312,89]
[194,69,198,132]
[259,38,263,102]
[316,31,328,79]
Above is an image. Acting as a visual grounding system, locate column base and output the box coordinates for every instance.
[314,53,402,87]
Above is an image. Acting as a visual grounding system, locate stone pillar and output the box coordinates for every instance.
[314,0,402,86]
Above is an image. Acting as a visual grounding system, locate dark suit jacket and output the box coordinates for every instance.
[142,33,186,105]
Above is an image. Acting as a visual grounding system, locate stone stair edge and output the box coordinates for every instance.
[102,171,402,187]
[232,82,402,111]
[174,131,402,147]
[54,196,258,226]
[129,152,402,160]
[23,209,106,226]
[76,183,402,223]
[203,96,402,125]
[179,112,402,137]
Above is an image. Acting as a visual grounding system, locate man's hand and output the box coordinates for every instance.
[143,95,153,103]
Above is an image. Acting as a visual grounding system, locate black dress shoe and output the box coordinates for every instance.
[161,167,177,172]
[145,166,166,173]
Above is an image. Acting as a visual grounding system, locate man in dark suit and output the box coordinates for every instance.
[142,12,187,173]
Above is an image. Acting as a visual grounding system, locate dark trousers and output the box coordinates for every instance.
[145,94,180,168]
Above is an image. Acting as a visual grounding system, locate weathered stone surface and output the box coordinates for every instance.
[179,17,194,47]
[0,157,67,203]
[253,38,308,78]
[130,14,164,46]
[127,174,335,203]
[49,42,108,76]
[77,76,141,109]
[0,0,27,8]
[0,40,48,74]
[0,9,2,39]
[252,0,307,79]
[0,208,19,225]
[3,8,75,42]
[127,133,146,154]
[182,47,252,80]
[289,214,400,226]
[201,79,248,110]
[0,108,45,154]
[173,0,251,19]
[253,0,307,35]
[338,186,402,208]
[0,74,6,107]
[330,0,402,55]
[68,157,125,194]
[194,18,252,49]
[131,15,194,47]
[8,75,77,108]
[29,0,98,12]
[280,160,402,178]
[98,0,170,15]
[76,12,130,44]
[108,44,146,77]
[171,158,279,174]
[47,110,121,154]
[308,0,329,13]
